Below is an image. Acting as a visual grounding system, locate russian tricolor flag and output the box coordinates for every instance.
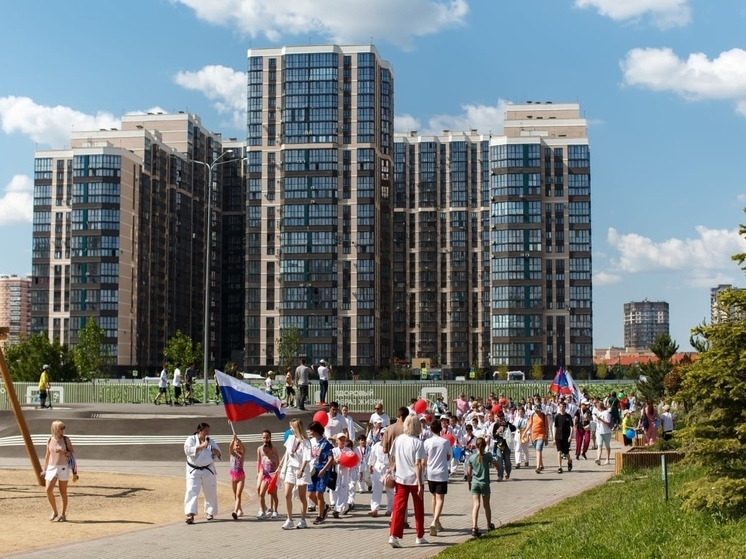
[215,370,286,422]
[550,366,583,403]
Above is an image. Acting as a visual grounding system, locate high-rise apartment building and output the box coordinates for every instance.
[624,299,669,350]
[710,284,744,324]
[0,274,31,348]
[243,45,394,370]
[393,102,593,375]
[30,113,244,372]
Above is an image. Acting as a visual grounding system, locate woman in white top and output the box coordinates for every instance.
[42,420,75,522]
[388,415,427,548]
[279,418,312,529]
[593,402,613,465]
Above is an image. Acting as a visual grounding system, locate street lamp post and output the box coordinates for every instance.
[194,150,244,403]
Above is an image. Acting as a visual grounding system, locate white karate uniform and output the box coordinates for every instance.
[368,441,393,513]
[184,434,221,516]
[330,447,351,513]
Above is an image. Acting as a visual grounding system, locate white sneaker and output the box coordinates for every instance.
[271,511,279,519]
[429,523,438,536]
[281,519,294,530]
[415,537,428,545]
[388,536,401,548]
[296,519,307,529]
[257,510,267,520]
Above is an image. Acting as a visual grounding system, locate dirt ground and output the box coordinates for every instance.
[0,469,236,555]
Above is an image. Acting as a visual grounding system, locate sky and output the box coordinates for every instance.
[1,0,746,352]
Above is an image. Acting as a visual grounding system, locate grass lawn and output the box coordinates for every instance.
[436,464,746,559]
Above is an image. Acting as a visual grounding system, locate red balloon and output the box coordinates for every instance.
[425,413,433,423]
[414,399,428,414]
[313,410,329,427]
[492,404,502,414]
[339,450,360,468]
[443,433,456,447]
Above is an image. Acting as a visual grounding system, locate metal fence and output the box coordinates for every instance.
[0,378,635,413]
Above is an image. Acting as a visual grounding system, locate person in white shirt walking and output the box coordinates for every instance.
[424,418,451,536]
[172,367,182,406]
[154,365,169,405]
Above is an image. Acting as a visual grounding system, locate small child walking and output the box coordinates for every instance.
[256,429,280,519]
[229,434,246,520]
[467,437,499,537]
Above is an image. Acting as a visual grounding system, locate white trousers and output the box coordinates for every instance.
[184,465,217,516]
[370,470,393,512]
[330,469,351,512]
[515,440,530,465]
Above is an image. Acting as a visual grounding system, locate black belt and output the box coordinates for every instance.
[187,462,215,475]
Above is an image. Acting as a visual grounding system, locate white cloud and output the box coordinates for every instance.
[606,226,746,280]
[594,271,623,286]
[737,193,746,204]
[174,65,246,129]
[395,99,509,135]
[394,114,421,133]
[575,0,690,28]
[0,96,119,147]
[621,47,746,114]
[174,0,468,49]
[0,175,33,226]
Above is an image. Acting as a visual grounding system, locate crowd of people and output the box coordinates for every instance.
[34,359,674,544]
[173,383,676,547]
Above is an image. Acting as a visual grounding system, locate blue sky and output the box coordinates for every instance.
[1,0,746,351]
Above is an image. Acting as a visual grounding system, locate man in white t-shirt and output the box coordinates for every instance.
[324,402,344,441]
[317,359,330,405]
[154,365,169,404]
[367,403,391,435]
[423,419,451,536]
[172,367,182,405]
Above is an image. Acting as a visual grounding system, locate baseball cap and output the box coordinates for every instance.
[43,364,50,370]
[319,359,326,364]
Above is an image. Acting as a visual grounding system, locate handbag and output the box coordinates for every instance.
[327,469,338,490]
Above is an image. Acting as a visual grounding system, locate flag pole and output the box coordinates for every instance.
[228,420,236,436]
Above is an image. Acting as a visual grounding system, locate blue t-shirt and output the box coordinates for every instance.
[311,437,333,473]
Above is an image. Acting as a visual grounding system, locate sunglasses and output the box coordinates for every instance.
[60,426,66,430]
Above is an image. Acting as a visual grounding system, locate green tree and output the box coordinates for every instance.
[73,318,109,380]
[4,333,77,382]
[276,327,301,372]
[530,364,543,381]
[637,333,678,404]
[674,215,746,517]
[164,330,202,371]
[595,362,609,380]
[498,364,508,380]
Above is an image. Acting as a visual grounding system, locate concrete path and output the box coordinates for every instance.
[2,438,624,559]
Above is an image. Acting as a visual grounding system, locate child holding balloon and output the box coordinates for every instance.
[330,433,357,517]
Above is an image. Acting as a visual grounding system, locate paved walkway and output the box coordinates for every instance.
[2,438,624,559]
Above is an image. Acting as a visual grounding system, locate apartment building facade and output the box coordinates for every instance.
[393,102,593,375]
[623,299,669,350]
[243,44,394,370]
[0,274,31,348]
[30,113,244,372]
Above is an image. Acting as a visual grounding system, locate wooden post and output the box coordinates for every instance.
[0,327,44,485]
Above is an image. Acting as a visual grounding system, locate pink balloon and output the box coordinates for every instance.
[313,410,329,427]
[414,399,428,414]
[443,433,456,447]
[339,450,360,468]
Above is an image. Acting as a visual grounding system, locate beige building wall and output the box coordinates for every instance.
[0,274,31,348]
